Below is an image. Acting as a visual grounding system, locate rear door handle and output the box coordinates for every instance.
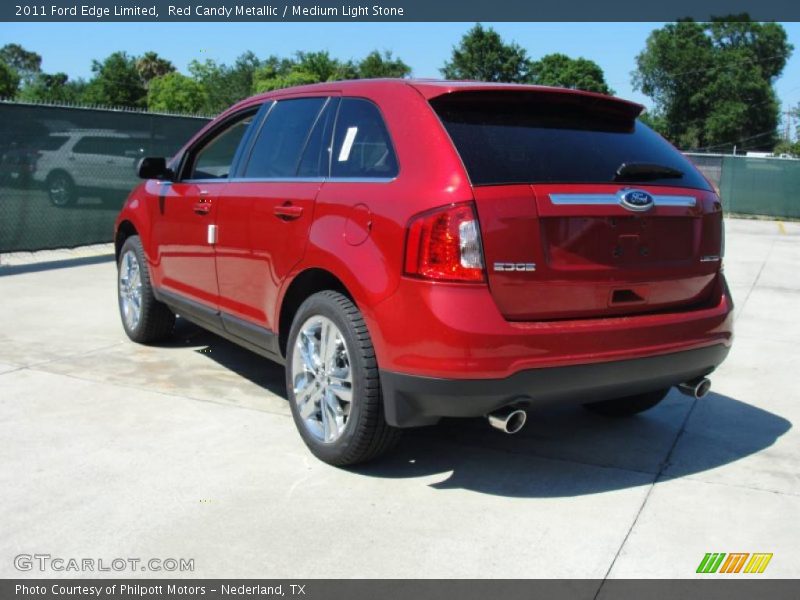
[274,203,304,220]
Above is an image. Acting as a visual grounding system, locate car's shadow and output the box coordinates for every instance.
[159,318,289,399]
[354,394,791,498]
[177,318,792,498]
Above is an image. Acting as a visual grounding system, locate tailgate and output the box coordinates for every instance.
[474,184,723,320]
[430,87,724,321]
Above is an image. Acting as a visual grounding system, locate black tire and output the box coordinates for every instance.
[117,235,175,343]
[583,388,671,417]
[46,171,77,207]
[286,291,401,466]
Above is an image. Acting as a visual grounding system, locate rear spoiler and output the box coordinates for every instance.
[426,86,644,122]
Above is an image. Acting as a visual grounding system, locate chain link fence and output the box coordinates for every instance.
[0,101,210,253]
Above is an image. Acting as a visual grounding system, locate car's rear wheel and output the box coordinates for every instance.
[286,291,400,466]
[583,388,671,417]
[117,235,175,343]
[46,171,76,207]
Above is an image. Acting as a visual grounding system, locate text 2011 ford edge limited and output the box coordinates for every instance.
[114,79,733,465]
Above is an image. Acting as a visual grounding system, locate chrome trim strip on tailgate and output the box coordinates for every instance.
[549,193,696,207]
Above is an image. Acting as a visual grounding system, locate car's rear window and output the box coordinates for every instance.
[430,91,711,190]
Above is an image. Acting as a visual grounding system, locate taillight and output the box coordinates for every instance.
[404,202,485,282]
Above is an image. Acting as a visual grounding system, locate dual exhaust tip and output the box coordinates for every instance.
[486,377,711,434]
[678,377,712,400]
[487,405,528,435]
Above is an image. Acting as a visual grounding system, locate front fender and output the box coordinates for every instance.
[114,181,159,265]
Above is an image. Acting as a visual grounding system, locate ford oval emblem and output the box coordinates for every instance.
[619,189,654,212]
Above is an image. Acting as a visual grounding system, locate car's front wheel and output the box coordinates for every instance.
[117,235,175,343]
[583,388,671,417]
[286,291,400,466]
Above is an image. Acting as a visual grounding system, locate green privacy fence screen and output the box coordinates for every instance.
[686,153,800,219]
[719,155,800,219]
[0,101,210,253]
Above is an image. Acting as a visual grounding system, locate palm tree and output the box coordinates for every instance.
[136,52,175,89]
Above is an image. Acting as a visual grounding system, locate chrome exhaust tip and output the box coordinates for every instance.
[487,406,528,434]
[678,377,711,400]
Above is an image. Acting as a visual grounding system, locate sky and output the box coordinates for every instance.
[3,22,800,118]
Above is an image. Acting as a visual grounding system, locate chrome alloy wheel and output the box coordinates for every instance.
[291,315,354,443]
[118,250,143,331]
[49,175,71,206]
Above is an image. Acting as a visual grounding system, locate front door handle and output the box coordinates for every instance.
[274,203,304,220]
[193,198,211,215]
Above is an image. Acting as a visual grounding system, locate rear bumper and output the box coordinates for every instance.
[367,273,733,380]
[380,343,729,427]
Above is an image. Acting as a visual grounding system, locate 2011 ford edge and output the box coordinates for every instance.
[114,79,733,465]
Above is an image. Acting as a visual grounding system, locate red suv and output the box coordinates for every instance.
[115,80,733,465]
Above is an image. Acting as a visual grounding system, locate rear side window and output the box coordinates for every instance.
[298,98,339,178]
[331,98,398,179]
[243,97,326,178]
[431,92,711,190]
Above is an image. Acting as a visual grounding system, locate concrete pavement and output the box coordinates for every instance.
[0,217,797,581]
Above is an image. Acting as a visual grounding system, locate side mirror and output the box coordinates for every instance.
[137,157,174,180]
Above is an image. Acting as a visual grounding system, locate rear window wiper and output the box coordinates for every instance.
[614,162,684,181]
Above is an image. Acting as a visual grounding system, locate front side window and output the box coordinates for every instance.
[331,99,398,179]
[187,111,256,180]
[243,97,327,179]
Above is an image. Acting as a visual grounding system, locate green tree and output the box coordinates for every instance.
[357,50,411,79]
[226,51,264,99]
[252,49,409,93]
[295,51,358,81]
[147,72,207,114]
[772,103,800,156]
[251,54,299,92]
[441,24,532,82]
[0,61,20,97]
[188,58,227,112]
[189,52,263,113]
[17,72,86,103]
[529,53,613,95]
[251,51,352,94]
[0,43,41,85]
[136,51,175,89]
[633,16,792,151]
[773,139,800,157]
[82,51,147,108]
[253,70,321,93]
[638,110,667,134]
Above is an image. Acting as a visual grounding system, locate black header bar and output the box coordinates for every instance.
[3,0,800,22]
